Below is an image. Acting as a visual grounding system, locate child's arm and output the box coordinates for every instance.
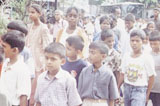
[20,95,27,106]
[146,75,154,103]
[108,99,114,106]
[36,102,41,106]
[117,73,124,92]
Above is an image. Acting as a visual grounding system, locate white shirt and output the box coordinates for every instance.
[0,57,31,105]
[121,52,156,86]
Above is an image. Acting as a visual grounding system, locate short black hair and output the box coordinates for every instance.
[149,30,160,41]
[7,20,28,35]
[66,36,84,51]
[0,45,4,63]
[101,29,115,41]
[125,13,135,22]
[130,29,146,40]
[44,42,66,58]
[2,30,25,53]
[100,15,111,25]
[89,41,109,55]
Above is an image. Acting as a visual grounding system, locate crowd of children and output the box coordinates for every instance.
[0,3,160,106]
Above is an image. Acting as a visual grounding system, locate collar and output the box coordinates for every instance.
[45,68,64,80]
[91,64,105,74]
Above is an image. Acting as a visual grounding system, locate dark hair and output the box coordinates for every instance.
[100,15,111,25]
[2,30,25,53]
[147,21,155,28]
[7,20,28,35]
[44,42,66,58]
[149,30,160,41]
[125,13,135,22]
[89,41,109,55]
[0,45,4,63]
[66,36,84,51]
[143,28,150,36]
[130,29,146,40]
[30,4,41,14]
[101,29,115,41]
[66,6,79,15]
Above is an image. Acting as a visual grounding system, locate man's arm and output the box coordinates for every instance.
[146,75,154,103]
[20,95,27,106]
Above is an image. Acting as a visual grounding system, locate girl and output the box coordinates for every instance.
[56,6,88,58]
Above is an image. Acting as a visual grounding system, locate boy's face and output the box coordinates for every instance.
[103,36,115,49]
[44,52,65,73]
[147,24,155,32]
[54,12,61,21]
[130,36,143,53]
[2,42,14,58]
[150,40,160,52]
[143,36,149,44]
[88,48,106,65]
[100,19,110,30]
[65,42,78,59]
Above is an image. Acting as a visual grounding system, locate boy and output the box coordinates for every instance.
[149,30,160,106]
[78,41,119,106]
[118,29,156,106]
[34,42,82,106]
[101,29,121,83]
[0,30,31,106]
[62,36,87,84]
[7,20,35,79]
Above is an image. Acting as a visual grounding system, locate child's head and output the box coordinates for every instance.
[146,21,155,32]
[54,10,63,21]
[130,29,146,53]
[149,30,160,52]
[66,6,79,27]
[1,30,25,59]
[125,13,135,31]
[100,15,111,30]
[101,29,115,49]
[143,28,150,44]
[89,41,108,65]
[44,42,66,72]
[7,20,28,35]
[66,36,84,59]
[29,4,42,21]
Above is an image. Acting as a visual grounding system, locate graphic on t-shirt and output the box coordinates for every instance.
[126,64,143,82]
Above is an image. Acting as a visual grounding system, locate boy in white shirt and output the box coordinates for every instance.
[118,29,156,106]
[1,30,31,106]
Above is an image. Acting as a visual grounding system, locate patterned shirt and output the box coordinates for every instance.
[35,69,82,106]
[103,49,121,72]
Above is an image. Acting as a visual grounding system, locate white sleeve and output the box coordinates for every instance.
[144,54,156,77]
[121,53,128,74]
[17,66,31,99]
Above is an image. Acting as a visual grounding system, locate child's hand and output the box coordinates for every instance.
[71,70,77,78]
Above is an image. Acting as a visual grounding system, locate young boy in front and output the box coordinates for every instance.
[101,29,121,83]
[78,41,119,106]
[118,29,156,106]
[62,36,87,84]
[0,30,31,106]
[34,42,82,106]
[149,30,160,106]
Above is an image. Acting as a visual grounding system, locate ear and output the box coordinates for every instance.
[102,54,107,59]
[12,47,19,54]
[61,58,66,65]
